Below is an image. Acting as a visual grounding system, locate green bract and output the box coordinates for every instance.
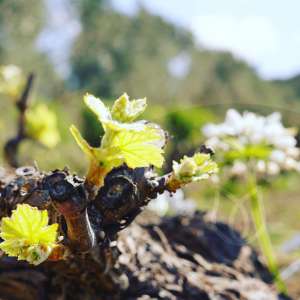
[70,93,165,187]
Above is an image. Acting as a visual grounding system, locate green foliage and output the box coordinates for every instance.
[25,103,60,148]
[70,9,193,101]
[72,0,107,26]
[165,107,217,143]
[273,74,300,102]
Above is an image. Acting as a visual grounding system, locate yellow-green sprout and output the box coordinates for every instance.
[0,204,60,265]
[70,93,165,187]
[0,65,25,99]
[25,103,60,148]
[167,153,218,191]
[111,93,147,122]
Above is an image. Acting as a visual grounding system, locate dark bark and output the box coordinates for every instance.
[0,166,292,300]
[4,73,35,168]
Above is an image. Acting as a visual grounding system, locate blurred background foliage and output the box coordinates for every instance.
[1,0,300,294]
[2,0,300,168]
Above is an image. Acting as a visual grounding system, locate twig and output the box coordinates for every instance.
[4,73,35,168]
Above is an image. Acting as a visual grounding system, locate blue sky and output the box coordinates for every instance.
[112,0,300,79]
[39,0,300,80]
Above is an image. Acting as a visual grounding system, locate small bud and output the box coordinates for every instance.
[176,157,197,178]
[167,152,218,191]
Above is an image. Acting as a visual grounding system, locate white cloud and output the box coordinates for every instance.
[112,0,300,79]
[190,15,279,72]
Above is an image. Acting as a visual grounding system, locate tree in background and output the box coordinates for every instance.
[70,5,194,102]
[69,2,290,110]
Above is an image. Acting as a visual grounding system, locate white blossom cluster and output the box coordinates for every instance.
[202,109,300,176]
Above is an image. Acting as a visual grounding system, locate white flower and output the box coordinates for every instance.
[270,150,286,164]
[267,112,281,123]
[205,137,230,151]
[267,162,280,176]
[256,160,266,173]
[284,158,298,170]
[273,135,296,150]
[231,161,247,176]
[225,109,244,135]
[203,109,300,177]
[242,112,264,138]
[202,124,221,137]
[286,147,300,159]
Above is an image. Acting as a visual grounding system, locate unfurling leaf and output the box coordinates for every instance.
[106,124,165,169]
[0,204,61,265]
[111,93,147,122]
[70,93,166,187]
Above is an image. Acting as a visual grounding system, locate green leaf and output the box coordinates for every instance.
[84,93,111,126]
[111,93,147,122]
[106,124,165,169]
[84,93,147,133]
[70,125,93,157]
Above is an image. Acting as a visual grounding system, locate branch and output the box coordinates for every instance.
[0,166,285,299]
[0,164,200,294]
[4,73,35,168]
[0,165,177,254]
[42,171,96,253]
